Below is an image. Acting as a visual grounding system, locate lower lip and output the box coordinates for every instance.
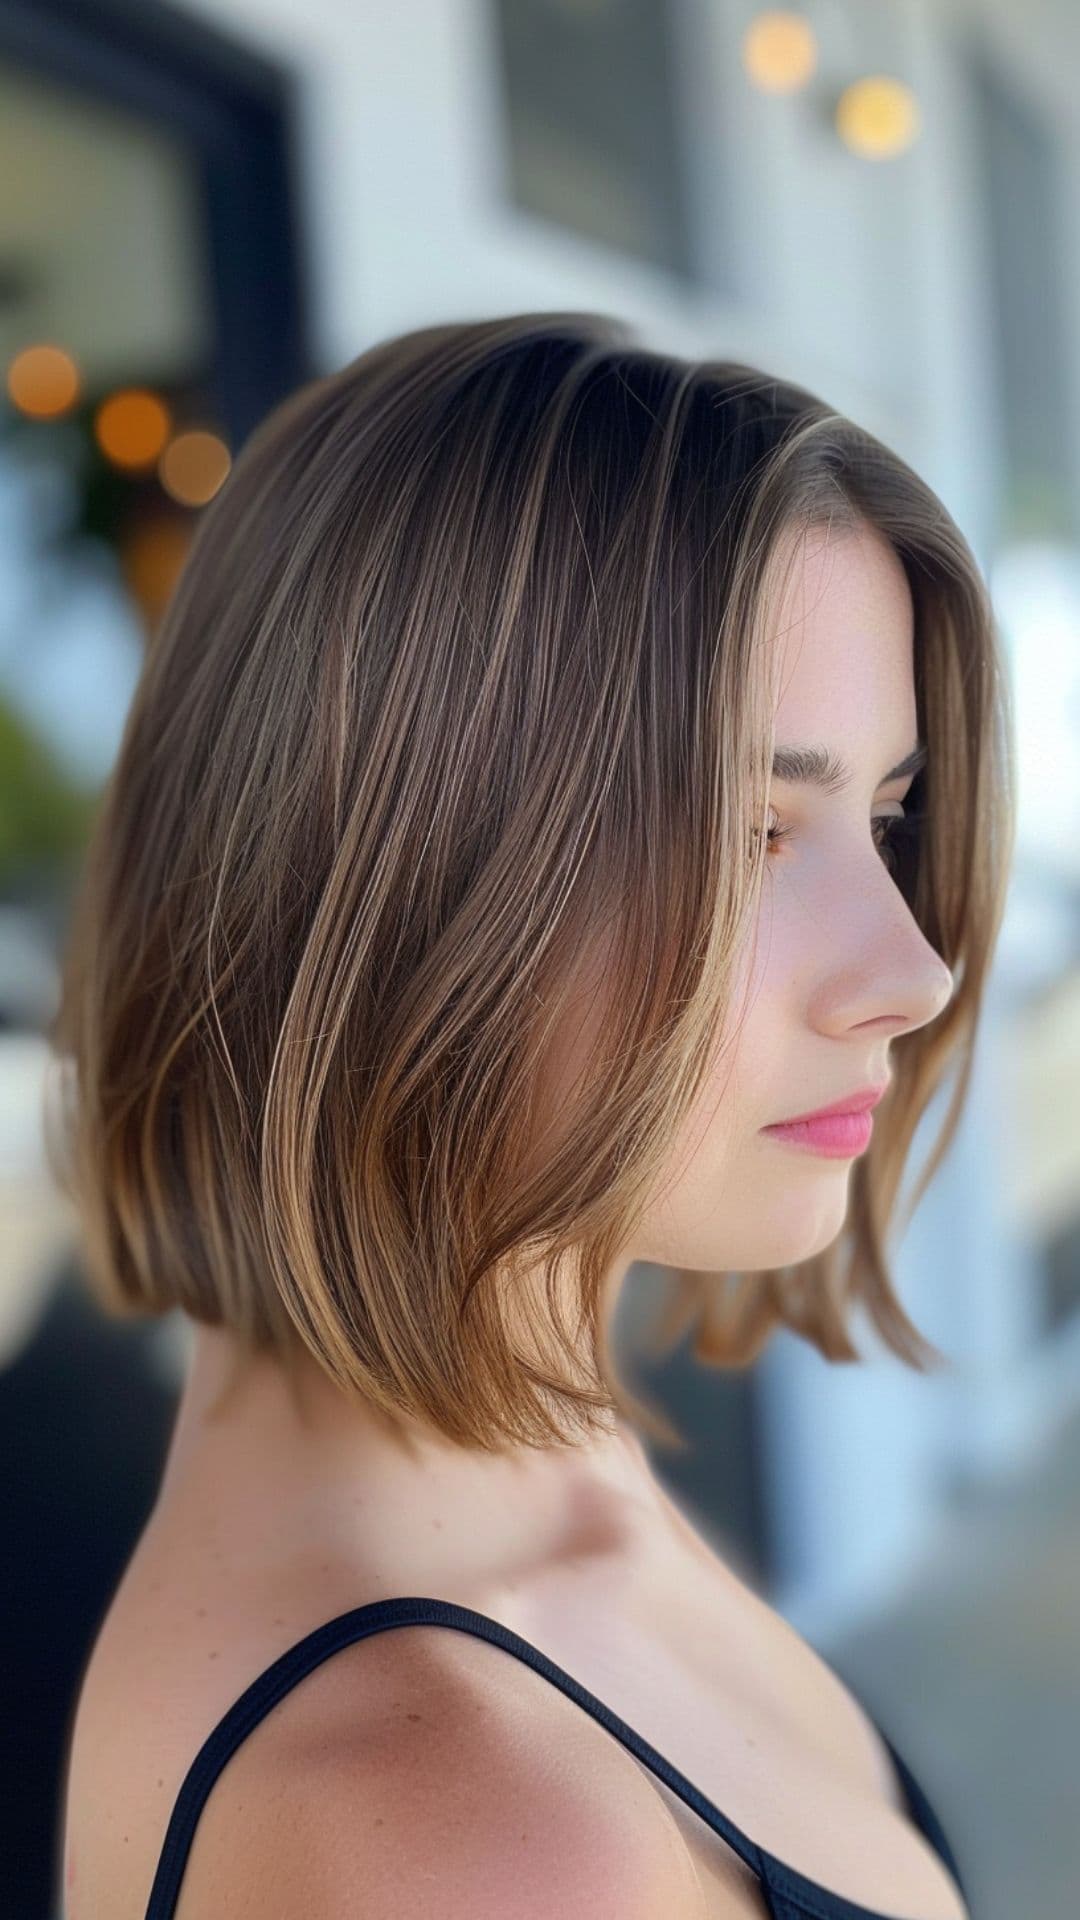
[761,1110,875,1156]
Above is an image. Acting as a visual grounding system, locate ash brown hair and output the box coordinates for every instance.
[45,310,1017,1454]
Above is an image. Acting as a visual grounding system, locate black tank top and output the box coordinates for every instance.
[141,1594,970,1920]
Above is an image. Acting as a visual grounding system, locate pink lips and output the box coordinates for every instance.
[773,1084,888,1124]
[761,1083,888,1159]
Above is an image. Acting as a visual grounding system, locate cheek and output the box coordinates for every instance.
[631,1069,850,1275]
[657,899,779,1193]
[627,946,836,1271]
[636,1035,749,1233]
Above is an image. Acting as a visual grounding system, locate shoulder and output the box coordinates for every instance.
[174,1624,714,1919]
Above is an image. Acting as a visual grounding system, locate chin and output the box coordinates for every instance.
[645,1204,849,1275]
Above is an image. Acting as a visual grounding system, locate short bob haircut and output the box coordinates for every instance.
[46,310,1017,1454]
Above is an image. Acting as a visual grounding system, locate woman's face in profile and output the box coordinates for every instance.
[628,518,955,1276]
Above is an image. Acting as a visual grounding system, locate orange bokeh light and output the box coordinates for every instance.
[159,429,231,506]
[7,343,81,418]
[95,388,172,469]
[120,513,192,630]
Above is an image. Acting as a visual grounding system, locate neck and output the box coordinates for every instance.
[154,1321,668,1598]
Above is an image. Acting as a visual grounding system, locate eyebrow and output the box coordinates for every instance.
[770,740,927,796]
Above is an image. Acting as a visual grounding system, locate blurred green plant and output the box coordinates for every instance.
[0,693,98,896]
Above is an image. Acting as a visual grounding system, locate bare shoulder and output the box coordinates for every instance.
[171,1625,714,1920]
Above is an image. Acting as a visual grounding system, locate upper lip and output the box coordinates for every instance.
[767,1082,890,1126]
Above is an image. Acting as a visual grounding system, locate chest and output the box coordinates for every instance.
[504,1571,969,1920]
[63,1543,968,1920]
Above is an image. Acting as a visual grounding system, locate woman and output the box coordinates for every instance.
[54,312,1013,1918]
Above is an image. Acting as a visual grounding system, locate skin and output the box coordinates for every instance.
[159,514,955,1582]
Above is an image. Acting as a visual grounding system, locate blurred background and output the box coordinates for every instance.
[0,0,1077,1914]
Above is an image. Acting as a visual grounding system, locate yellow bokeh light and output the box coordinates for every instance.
[742,10,817,94]
[95,388,172,469]
[836,75,921,158]
[159,429,231,507]
[7,343,81,418]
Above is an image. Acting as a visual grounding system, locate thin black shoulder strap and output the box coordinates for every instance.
[872,1727,969,1907]
[143,1593,769,1918]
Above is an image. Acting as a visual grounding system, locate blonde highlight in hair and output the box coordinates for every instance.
[46,311,1017,1455]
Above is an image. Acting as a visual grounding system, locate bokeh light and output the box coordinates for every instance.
[6,344,81,419]
[836,75,921,159]
[118,513,192,629]
[742,10,817,95]
[94,388,172,470]
[159,429,231,506]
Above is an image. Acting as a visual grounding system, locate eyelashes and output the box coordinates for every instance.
[876,806,927,877]
[757,807,928,873]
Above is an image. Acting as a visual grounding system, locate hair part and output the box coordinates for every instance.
[46,310,1017,1455]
